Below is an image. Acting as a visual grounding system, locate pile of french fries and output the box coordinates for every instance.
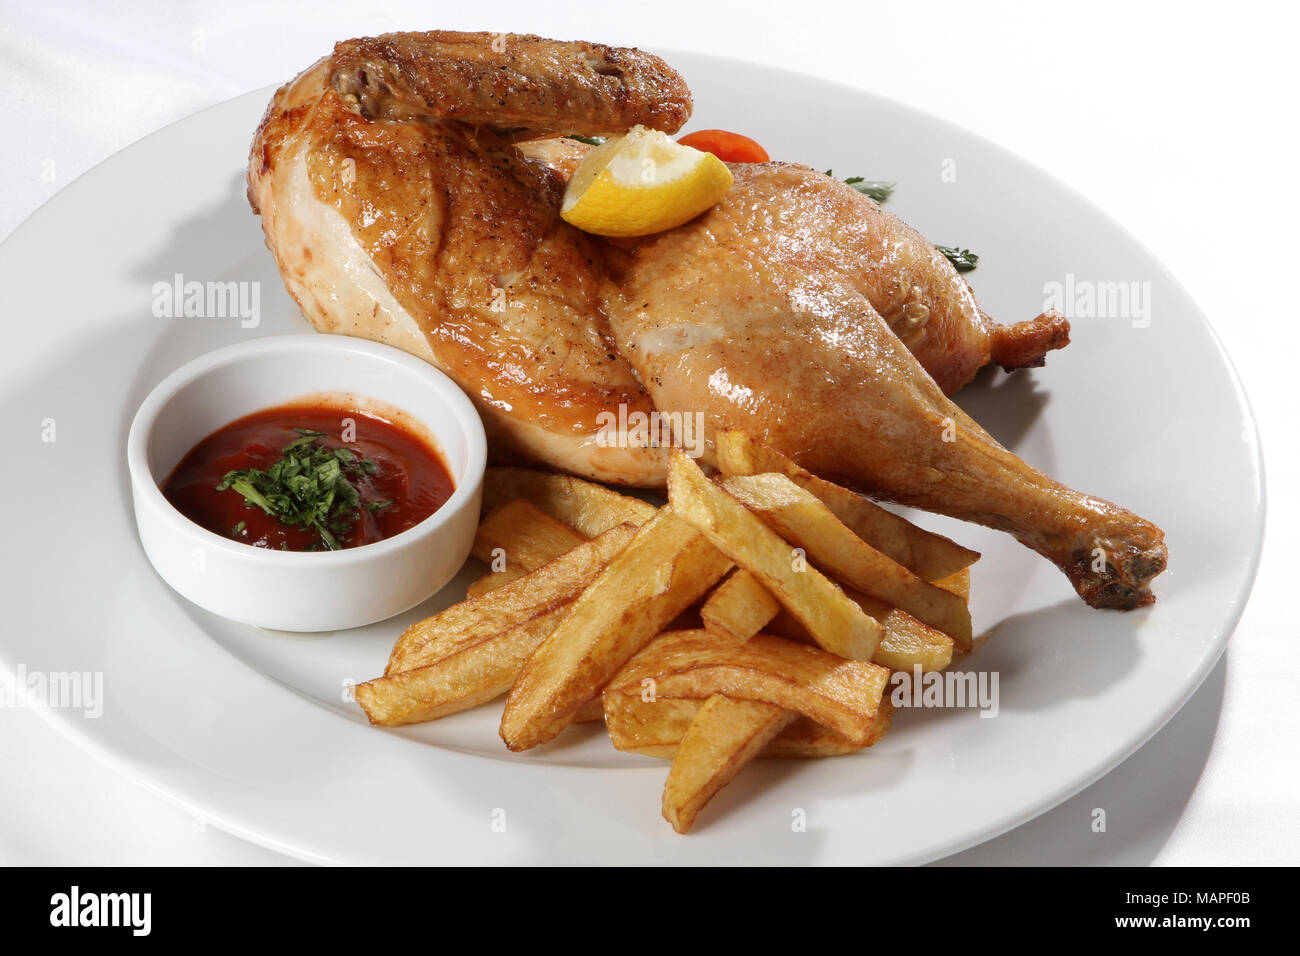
[354,431,981,834]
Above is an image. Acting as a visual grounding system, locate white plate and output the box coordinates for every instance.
[0,50,1262,865]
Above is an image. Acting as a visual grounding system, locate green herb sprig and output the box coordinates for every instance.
[216,428,390,551]
[566,134,607,146]
[934,245,980,272]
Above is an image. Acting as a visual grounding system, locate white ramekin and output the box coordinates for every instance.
[127,334,486,631]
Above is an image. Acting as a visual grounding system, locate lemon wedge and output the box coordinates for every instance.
[560,126,734,237]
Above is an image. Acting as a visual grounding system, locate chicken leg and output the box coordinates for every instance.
[604,179,1166,609]
[689,163,1071,395]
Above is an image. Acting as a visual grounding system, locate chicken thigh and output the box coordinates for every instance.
[693,164,1070,395]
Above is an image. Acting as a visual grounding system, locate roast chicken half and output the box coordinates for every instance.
[248,30,1166,610]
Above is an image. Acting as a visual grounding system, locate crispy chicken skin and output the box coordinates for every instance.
[661,163,1070,395]
[249,30,1165,608]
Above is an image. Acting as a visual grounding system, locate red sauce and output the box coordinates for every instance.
[163,403,454,551]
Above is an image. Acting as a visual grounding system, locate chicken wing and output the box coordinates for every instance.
[330,30,692,139]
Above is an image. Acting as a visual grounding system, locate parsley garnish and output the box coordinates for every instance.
[934,245,980,272]
[215,428,390,551]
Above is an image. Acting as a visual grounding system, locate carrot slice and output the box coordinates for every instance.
[677,129,769,163]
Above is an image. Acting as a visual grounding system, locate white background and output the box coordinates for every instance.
[1,0,1296,865]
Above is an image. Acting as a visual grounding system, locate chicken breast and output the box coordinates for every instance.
[248,44,686,484]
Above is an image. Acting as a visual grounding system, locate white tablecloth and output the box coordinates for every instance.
[2,0,1296,865]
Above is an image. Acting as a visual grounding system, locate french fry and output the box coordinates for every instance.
[768,592,955,672]
[604,695,718,758]
[386,523,637,675]
[845,592,956,670]
[662,696,797,834]
[467,499,588,597]
[700,569,780,643]
[356,604,572,725]
[468,488,687,601]
[358,523,645,725]
[696,532,958,668]
[949,567,995,656]
[722,473,973,648]
[573,698,605,723]
[605,629,889,746]
[499,509,732,751]
[470,498,586,569]
[666,450,881,661]
[359,449,983,834]
[357,632,631,726]
[767,701,892,757]
[481,466,657,537]
[714,430,978,580]
[604,692,890,758]
[659,691,900,832]
[466,567,527,598]
[936,566,970,600]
